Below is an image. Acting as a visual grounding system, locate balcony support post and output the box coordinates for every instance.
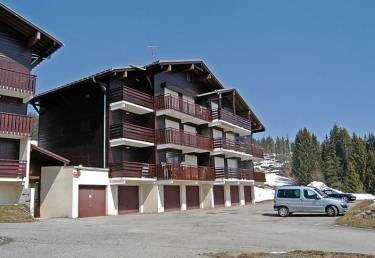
[224,184,231,207]
[200,184,214,209]
[239,184,245,206]
[180,184,187,211]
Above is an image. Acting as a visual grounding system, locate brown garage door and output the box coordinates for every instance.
[213,185,225,207]
[164,185,180,211]
[78,185,106,217]
[118,186,139,214]
[244,186,252,204]
[230,186,239,205]
[186,186,200,209]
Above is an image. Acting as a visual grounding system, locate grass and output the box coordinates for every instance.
[0,205,34,223]
[336,201,375,229]
[205,250,375,258]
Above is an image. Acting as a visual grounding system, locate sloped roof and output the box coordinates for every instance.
[0,3,63,68]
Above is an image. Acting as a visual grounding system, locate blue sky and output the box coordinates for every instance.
[4,0,374,140]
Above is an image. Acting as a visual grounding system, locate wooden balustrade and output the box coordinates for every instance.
[110,161,156,178]
[213,138,264,158]
[156,128,213,151]
[0,67,36,94]
[155,94,211,121]
[157,164,215,181]
[110,122,154,143]
[253,171,266,182]
[215,167,254,180]
[0,112,32,137]
[0,159,26,178]
[212,109,252,131]
[251,144,264,159]
[110,86,154,109]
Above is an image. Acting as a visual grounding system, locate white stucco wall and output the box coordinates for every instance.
[40,166,74,218]
[0,182,23,205]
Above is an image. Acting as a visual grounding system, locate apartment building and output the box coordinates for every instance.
[31,60,266,218]
[0,3,62,206]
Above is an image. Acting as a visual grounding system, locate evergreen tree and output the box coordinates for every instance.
[291,129,321,184]
[365,135,375,194]
[350,134,367,183]
[321,136,341,188]
[343,160,364,193]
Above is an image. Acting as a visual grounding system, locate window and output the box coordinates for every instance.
[304,189,318,199]
[324,190,333,195]
[277,189,300,198]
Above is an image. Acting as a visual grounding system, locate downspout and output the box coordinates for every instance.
[93,77,107,168]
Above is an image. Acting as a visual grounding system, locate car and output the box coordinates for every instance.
[322,189,356,202]
[274,185,348,217]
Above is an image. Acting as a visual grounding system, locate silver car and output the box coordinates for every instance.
[274,186,348,217]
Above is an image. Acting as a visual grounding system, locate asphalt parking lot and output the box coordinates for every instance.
[0,201,374,257]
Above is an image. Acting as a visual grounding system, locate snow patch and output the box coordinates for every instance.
[254,186,274,202]
[352,193,375,200]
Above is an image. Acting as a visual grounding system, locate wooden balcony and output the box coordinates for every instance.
[215,167,254,180]
[251,144,264,159]
[0,112,32,138]
[213,138,264,160]
[0,160,27,179]
[211,109,252,135]
[110,86,154,112]
[156,128,213,152]
[110,122,154,147]
[155,94,211,124]
[157,164,215,181]
[110,161,155,178]
[0,67,36,95]
[213,138,251,154]
[254,171,266,183]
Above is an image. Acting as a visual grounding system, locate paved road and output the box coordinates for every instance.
[0,202,374,257]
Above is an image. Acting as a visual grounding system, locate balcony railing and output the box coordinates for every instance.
[213,138,264,159]
[254,171,266,182]
[215,167,254,180]
[0,112,32,137]
[156,128,213,151]
[157,164,215,181]
[212,109,251,131]
[155,94,211,121]
[0,67,36,94]
[110,122,154,143]
[110,161,155,178]
[0,160,26,178]
[110,86,154,109]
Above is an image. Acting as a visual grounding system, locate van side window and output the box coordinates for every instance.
[277,189,300,198]
[304,189,317,199]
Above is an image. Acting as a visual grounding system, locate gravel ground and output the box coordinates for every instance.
[0,202,374,257]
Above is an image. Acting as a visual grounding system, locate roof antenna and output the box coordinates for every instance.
[147,45,159,62]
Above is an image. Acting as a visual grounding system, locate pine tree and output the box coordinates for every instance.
[365,135,375,194]
[350,134,367,184]
[321,137,341,189]
[291,129,321,185]
[343,160,364,193]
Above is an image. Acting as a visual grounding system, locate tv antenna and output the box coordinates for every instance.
[147,45,159,62]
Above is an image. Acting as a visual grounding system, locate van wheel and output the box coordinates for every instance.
[326,206,337,217]
[278,206,289,217]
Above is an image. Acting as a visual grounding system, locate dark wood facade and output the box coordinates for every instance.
[32,61,266,183]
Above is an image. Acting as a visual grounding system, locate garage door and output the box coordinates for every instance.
[244,186,252,204]
[213,185,225,207]
[118,186,139,214]
[230,186,239,205]
[186,186,200,209]
[164,185,180,211]
[78,185,106,217]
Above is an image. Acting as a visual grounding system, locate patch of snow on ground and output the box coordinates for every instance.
[352,193,375,200]
[254,186,274,203]
[266,173,295,187]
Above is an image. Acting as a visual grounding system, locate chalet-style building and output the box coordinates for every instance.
[0,3,63,208]
[31,60,266,218]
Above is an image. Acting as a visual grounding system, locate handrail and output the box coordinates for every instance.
[0,112,32,137]
[110,122,155,143]
[155,128,213,150]
[155,94,211,121]
[214,167,254,180]
[213,137,264,158]
[0,159,26,178]
[211,109,251,131]
[0,67,36,94]
[157,163,215,181]
[110,161,156,178]
[110,86,154,109]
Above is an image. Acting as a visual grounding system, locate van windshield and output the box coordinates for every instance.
[313,188,329,198]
